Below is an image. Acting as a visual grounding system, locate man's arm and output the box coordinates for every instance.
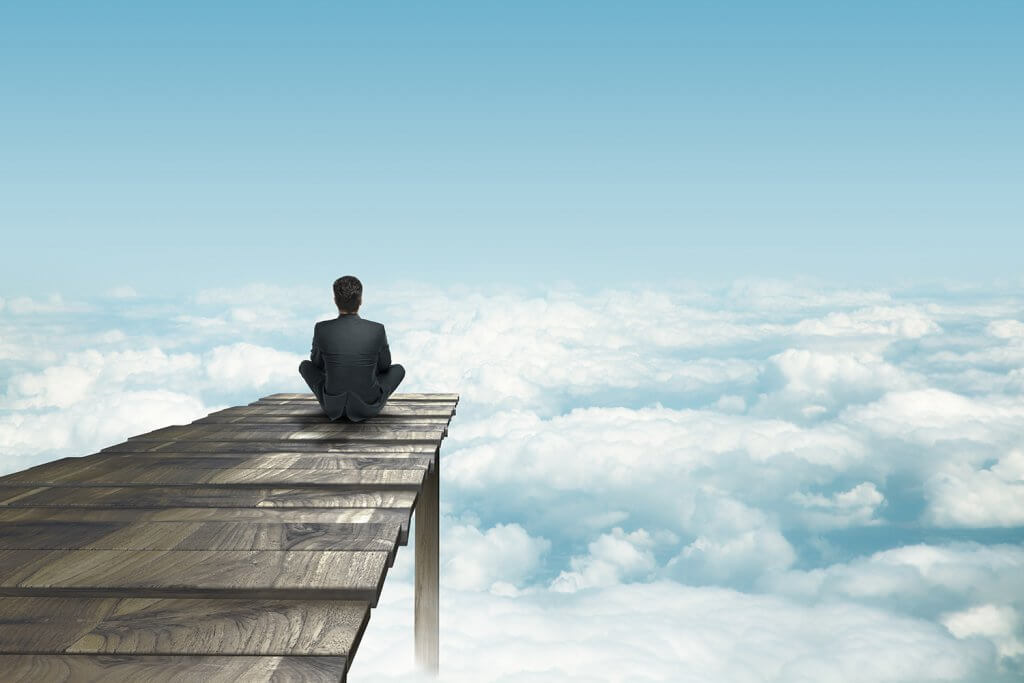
[377,327,392,373]
[310,324,324,371]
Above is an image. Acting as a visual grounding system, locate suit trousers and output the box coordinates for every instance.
[298,360,406,416]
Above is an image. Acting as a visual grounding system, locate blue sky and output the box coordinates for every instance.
[2,3,1024,681]
[2,1,1022,294]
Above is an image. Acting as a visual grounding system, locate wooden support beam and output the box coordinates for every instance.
[415,446,440,674]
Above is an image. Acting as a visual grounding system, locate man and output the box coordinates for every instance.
[298,275,405,421]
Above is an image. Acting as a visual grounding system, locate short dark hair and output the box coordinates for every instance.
[333,275,362,311]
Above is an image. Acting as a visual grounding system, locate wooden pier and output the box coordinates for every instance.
[0,391,457,682]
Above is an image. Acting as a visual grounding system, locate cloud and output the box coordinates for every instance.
[107,285,139,299]
[760,542,1024,619]
[550,527,666,593]
[987,319,1024,340]
[0,389,208,475]
[789,481,886,530]
[203,342,305,389]
[840,389,1024,448]
[441,522,552,592]
[942,604,1024,659]
[790,305,941,339]
[924,450,1024,527]
[351,578,1000,682]
[2,277,1023,680]
[752,348,921,420]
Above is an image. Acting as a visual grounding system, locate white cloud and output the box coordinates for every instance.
[203,342,304,389]
[761,542,1024,617]
[791,305,941,339]
[2,347,202,409]
[351,578,998,682]
[753,348,921,420]
[789,481,886,530]
[943,604,1024,659]
[1,293,91,314]
[107,285,139,299]
[550,527,662,593]
[924,450,1024,527]
[440,522,551,592]
[3,278,1024,680]
[0,389,208,474]
[986,319,1024,339]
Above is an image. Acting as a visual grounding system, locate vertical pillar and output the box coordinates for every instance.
[415,446,439,674]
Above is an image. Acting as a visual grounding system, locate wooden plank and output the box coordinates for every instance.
[0,507,412,546]
[56,451,439,475]
[0,485,417,510]
[107,453,431,470]
[0,519,402,565]
[194,414,450,426]
[6,453,432,474]
[0,548,389,605]
[0,521,400,554]
[0,596,367,656]
[0,654,348,682]
[2,463,426,490]
[101,440,438,455]
[212,404,455,418]
[126,425,445,443]
[263,392,459,402]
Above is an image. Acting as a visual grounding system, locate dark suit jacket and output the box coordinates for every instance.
[309,312,392,421]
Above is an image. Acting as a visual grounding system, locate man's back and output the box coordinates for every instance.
[298,275,405,422]
[312,312,391,404]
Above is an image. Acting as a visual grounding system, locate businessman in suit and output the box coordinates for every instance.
[298,275,405,421]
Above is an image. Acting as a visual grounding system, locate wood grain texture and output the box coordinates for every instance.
[1,454,433,482]
[0,548,388,604]
[0,507,412,546]
[0,521,400,553]
[85,453,433,470]
[127,425,446,443]
[2,463,426,490]
[101,440,438,454]
[0,596,368,656]
[263,392,459,402]
[0,654,348,682]
[0,390,457,679]
[194,415,451,426]
[0,486,417,510]
[211,404,455,418]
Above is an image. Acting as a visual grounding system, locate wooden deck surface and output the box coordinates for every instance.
[0,391,457,682]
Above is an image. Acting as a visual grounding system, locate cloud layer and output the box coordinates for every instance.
[2,277,1022,681]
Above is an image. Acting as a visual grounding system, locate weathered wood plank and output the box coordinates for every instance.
[0,389,456,679]
[194,414,450,426]
[101,440,437,455]
[2,462,426,490]
[127,425,445,443]
[0,548,388,605]
[70,450,438,475]
[0,507,412,546]
[0,521,400,554]
[263,392,459,402]
[212,404,455,418]
[0,596,367,656]
[1,454,432,479]
[0,654,349,683]
[0,486,417,510]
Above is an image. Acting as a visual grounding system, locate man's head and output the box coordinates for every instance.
[333,275,362,313]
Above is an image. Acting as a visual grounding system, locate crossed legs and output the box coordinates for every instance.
[298,361,406,414]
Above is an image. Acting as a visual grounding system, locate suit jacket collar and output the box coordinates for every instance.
[338,312,360,318]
